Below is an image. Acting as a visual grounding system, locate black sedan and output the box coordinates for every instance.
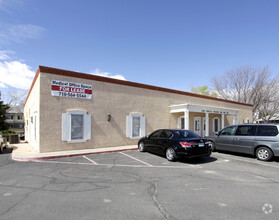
[138,129,212,161]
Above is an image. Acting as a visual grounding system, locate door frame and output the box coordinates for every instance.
[194,117,201,136]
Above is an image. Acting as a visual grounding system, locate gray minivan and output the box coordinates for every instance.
[207,124,279,161]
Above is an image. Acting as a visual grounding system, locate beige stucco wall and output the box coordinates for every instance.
[24,74,40,151]
[36,72,252,152]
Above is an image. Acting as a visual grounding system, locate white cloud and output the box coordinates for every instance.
[0,50,13,60]
[9,24,45,39]
[0,82,6,88]
[0,0,25,12]
[90,69,126,81]
[0,23,45,46]
[0,60,35,90]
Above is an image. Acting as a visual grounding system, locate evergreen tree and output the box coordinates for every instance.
[0,92,10,131]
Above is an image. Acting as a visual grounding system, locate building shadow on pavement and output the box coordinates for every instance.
[145,151,217,164]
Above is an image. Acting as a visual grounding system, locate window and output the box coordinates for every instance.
[71,115,84,140]
[174,130,199,138]
[150,130,162,139]
[219,126,237,136]
[257,126,278,136]
[6,115,13,120]
[126,113,145,138]
[160,130,173,139]
[194,119,200,131]
[212,117,220,132]
[235,125,257,136]
[132,116,140,137]
[178,116,185,129]
[149,130,173,139]
[62,110,91,143]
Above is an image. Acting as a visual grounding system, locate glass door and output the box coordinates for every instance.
[194,117,201,136]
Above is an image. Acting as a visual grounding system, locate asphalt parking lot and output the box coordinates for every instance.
[0,149,279,220]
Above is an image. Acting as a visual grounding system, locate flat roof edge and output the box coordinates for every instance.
[24,67,40,107]
[24,65,253,108]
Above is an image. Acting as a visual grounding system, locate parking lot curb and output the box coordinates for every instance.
[11,147,138,162]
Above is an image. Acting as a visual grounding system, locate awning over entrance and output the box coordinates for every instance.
[169,103,239,136]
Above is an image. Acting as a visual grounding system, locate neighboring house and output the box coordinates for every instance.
[256,113,279,123]
[24,66,253,153]
[5,110,24,134]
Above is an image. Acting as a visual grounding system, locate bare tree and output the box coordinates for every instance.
[5,89,28,113]
[212,66,279,121]
[257,82,279,122]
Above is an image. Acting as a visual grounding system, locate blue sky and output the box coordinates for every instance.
[1,0,279,102]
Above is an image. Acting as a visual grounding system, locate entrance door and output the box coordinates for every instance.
[194,117,201,136]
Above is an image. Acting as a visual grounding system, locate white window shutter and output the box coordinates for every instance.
[84,113,91,140]
[62,113,71,141]
[126,115,132,138]
[140,115,146,137]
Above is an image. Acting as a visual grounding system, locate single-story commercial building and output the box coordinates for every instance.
[24,66,253,153]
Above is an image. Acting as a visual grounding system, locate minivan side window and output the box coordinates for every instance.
[235,125,257,136]
[219,126,237,136]
[256,126,278,136]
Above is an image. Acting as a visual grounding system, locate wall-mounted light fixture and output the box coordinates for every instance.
[107,113,111,122]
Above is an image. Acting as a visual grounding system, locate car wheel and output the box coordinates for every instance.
[256,147,273,161]
[138,141,145,152]
[208,141,215,152]
[166,147,177,161]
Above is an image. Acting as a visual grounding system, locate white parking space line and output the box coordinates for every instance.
[119,152,153,167]
[215,153,279,169]
[34,160,93,165]
[83,156,98,164]
[34,160,201,168]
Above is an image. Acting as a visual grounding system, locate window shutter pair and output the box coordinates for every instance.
[62,111,91,142]
[126,114,145,138]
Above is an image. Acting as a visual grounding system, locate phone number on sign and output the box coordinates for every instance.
[58,92,88,99]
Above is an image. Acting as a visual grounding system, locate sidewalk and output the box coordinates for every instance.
[11,142,138,162]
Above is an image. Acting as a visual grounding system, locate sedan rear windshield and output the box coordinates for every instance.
[174,130,199,138]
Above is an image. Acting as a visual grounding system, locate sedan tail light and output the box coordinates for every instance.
[180,142,192,148]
